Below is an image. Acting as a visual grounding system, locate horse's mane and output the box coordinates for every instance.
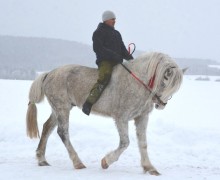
[127,52,183,102]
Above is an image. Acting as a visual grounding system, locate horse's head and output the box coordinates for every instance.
[152,66,186,110]
[133,52,187,110]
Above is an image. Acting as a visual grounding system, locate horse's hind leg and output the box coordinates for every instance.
[36,112,57,166]
[56,108,86,169]
[101,120,129,169]
[134,115,160,175]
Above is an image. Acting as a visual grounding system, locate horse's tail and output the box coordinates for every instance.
[26,73,48,139]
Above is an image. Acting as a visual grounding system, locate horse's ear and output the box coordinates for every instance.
[182,67,188,74]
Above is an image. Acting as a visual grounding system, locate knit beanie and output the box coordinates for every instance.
[102,10,116,22]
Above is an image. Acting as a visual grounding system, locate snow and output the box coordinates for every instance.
[0,76,220,180]
[209,65,220,69]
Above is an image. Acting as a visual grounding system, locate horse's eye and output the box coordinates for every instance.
[164,69,173,80]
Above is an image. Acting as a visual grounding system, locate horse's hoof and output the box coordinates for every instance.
[38,161,50,166]
[149,170,161,176]
[101,158,109,169]
[143,166,160,176]
[75,163,86,169]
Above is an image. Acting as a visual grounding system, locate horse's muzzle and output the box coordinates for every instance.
[155,103,166,110]
[153,96,167,110]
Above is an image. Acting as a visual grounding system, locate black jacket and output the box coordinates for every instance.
[92,23,133,65]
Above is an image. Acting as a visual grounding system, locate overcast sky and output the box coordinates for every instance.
[0,0,220,61]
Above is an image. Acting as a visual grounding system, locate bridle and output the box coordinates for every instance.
[124,43,171,107]
[120,62,167,107]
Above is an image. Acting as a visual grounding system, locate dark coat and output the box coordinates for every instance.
[92,23,133,65]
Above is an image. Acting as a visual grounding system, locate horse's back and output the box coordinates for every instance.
[43,64,98,107]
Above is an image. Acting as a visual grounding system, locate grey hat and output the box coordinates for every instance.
[102,10,116,22]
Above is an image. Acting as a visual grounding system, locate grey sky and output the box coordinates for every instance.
[0,0,219,60]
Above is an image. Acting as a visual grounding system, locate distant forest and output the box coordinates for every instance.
[0,35,220,80]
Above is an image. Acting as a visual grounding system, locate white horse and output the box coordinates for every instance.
[26,52,185,175]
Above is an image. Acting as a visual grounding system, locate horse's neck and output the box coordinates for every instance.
[125,52,170,90]
[125,57,151,83]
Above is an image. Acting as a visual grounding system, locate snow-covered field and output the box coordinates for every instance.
[0,76,220,180]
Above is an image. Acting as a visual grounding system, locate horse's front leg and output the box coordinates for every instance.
[101,120,129,169]
[57,109,86,169]
[134,115,160,175]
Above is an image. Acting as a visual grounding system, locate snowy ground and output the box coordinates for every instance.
[0,76,220,180]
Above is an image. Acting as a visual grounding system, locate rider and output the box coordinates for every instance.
[82,10,133,115]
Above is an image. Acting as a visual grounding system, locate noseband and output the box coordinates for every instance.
[153,94,167,107]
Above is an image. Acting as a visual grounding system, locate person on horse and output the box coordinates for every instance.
[82,10,133,115]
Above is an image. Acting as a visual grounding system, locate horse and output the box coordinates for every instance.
[26,52,185,175]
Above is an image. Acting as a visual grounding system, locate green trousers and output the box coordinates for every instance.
[86,60,118,105]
